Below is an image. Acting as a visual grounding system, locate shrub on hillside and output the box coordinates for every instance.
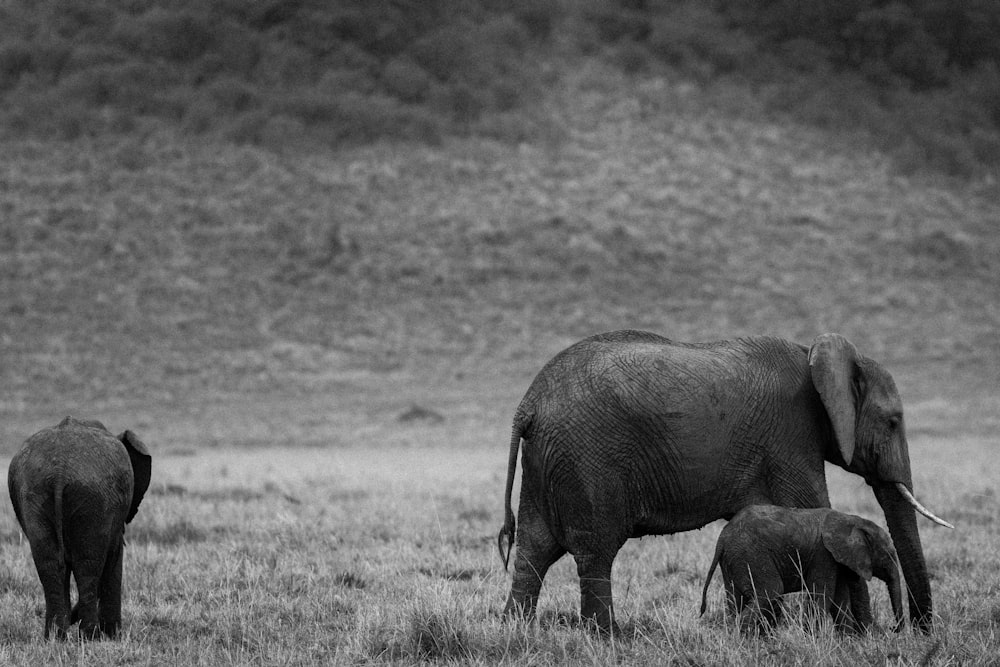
[581,0,651,43]
[181,95,219,135]
[648,4,757,77]
[65,43,127,72]
[196,19,262,78]
[274,91,442,146]
[0,40,33,90]
[722,0,1000,91]
[429,83,488,124]
[381,58,433,103]
[39,60,179,128]
[573,0,1000,175]
[112,9,216,62]
[510,0,560,38]
[0,33,74,89]
[408,21,478,82]
[253,43,320,87]
[0,0,553,147]
[7,92,109,140]
[315,68,377,97]
[612,40,650,75]
[402,15,536,121]
[44,1,116,41]
[206,76,260,114]
[257,114,309,152]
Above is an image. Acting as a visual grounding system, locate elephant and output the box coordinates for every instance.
[497,330,951,634]
[8,416,152,639]
[699,505,904,633]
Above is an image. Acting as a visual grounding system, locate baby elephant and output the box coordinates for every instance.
[8,417,152,639]
[700,505,903,633]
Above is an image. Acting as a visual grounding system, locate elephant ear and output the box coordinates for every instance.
[808,333,858,466]
[823,513,873,581]
[119,430,152,523]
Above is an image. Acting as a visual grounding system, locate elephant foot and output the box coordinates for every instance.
[833,618,866,635]
[576,552,617,638]
[579,595,617,637]
[502,593,538,623]
[99,620,121,638]
[79,621,103,641]
[44,613,70,641]
[914,614,933,635]
[581,615,621,638]
[737,600,782,636]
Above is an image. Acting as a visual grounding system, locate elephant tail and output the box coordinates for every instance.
[53,483,67,564]
[701,542,723,616]
[497,413,527,571]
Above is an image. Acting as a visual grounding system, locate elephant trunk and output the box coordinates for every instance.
[873,483,932,633]
[886,557,905,632]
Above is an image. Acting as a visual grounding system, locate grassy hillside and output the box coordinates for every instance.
[2,54,998,429]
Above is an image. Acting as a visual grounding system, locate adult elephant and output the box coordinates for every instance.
[497,330,951,634]
[8,416,152,639]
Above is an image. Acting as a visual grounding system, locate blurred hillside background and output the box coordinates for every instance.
[4,0,1000,173]
[1,0,998,443]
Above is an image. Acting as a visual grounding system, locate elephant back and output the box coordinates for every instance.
[11,418,134,522]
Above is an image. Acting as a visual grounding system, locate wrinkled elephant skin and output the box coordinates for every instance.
[498,330,946,634]
[700,505,904,633]
[8,417,152,640]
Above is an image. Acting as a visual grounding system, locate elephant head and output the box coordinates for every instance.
[809,333,951,632]
[119,430,151,523]
[822,511,904,631]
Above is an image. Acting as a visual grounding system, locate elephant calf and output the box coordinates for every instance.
[700,505,904,634]
[8,417,152,639]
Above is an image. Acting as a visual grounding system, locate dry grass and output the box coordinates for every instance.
[0,404,994,665]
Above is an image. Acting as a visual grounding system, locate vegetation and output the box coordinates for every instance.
[0,413,996,664]
[0,0,998,664]
[586,0,1000,177]
[1,0,999,175]
[0,0,557,147]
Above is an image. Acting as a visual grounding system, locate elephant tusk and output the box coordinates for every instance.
[895,482,955,529]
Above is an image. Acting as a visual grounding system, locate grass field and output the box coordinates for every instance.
[1,35,999,666]
[0,389,995,665]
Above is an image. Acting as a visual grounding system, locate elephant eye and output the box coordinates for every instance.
[887,415,901,430]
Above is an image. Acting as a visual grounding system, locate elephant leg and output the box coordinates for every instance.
[720,567,748,621]
[575,553,617,634]
[730,563,782,633]
[503,493,565,622]
[757,594,784,629]
[829,574,868,634]
[723,576,742,617]
[74,568,103,640]
[65,510,118,640]
[71,544,112,639]
[848,579,873,633]
[30,546,71,640]
[98,537,125,637]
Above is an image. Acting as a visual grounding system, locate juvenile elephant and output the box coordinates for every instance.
[8,416,152,639]
[497,331,951,634]
[700,505,904,633]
